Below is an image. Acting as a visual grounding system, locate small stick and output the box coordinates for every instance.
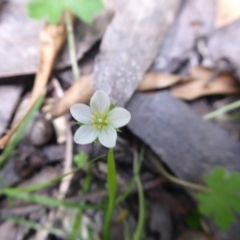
[65,10,80,81]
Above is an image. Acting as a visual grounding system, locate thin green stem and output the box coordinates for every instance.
[69,206,84,240]
[133,149,145,240]
[150,154,209,192]
[123,219,133,240]
[8,216,66,238]
[69,167,93,240]
[20,155,105,192]
[203,99,240,120]
[0,95,44,169]
[65,10,80,81]
[103,148,117,240]
[116,148,144,205]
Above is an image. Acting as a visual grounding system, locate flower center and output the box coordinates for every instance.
[92,112,109,129]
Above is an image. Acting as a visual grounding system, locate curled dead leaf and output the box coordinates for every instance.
[137,73,188,91]
[44,75,94,119]
[215,0,240,28]
[170,66,240,100]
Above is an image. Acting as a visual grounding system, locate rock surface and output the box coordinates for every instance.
[94,0,181,106]
[127,91,240,240]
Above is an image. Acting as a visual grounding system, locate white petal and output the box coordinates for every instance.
[99,126,117,148]
[74,125,99,144]
[108,107,131,128]
[70,104,92,124]
[90,90,110,113]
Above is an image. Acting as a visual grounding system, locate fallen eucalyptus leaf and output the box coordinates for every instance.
[215,0,240,28]
[170,66,240,100]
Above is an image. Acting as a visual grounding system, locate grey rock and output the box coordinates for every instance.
[149,203,173,240]
[127,91,240,183]
[94,0,182,106]
[151,0,215,72]
[126,91,240,240]
[207,19,240,79]
[0,0,111,77]
[0,83,23,136]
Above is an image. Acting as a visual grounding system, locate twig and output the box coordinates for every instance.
[65,10,80,81]
[35,124,73,240]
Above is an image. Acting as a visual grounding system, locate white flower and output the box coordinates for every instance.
[70,90,131,148]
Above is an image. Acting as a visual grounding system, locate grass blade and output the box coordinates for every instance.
[0,95,45,169]
[0,188,100,210]
[69,167,93,240]
[203,99,240,120]
[116,152,143,205]
[7,216,66,237]
[21,155,104,192]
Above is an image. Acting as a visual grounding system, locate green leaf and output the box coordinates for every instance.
[27,0,104,24]
[196,167,240,230]
[27,0,65,24]
[74,151,89,168]
[66,0,104,23]
[109,103,116,111]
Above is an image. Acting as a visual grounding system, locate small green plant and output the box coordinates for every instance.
[27,0,104,24]
[197,167,240,230]
[74,151,89,168]
[150,155,240,231]
[27,0,104,81]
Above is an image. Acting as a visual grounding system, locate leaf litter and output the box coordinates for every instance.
[1,0,240,240]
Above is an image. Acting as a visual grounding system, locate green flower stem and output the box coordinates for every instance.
[133,150,145,240]
[103,148,117,240]
[65,10,80,81]
[203,99,240,120]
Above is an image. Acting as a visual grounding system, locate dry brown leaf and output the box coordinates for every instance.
[44,75,94,119]
[170,66,240,100]
[215,0,240,28]
[137,73,188,91]
[0,22,67,149]
[46,72,188,119]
